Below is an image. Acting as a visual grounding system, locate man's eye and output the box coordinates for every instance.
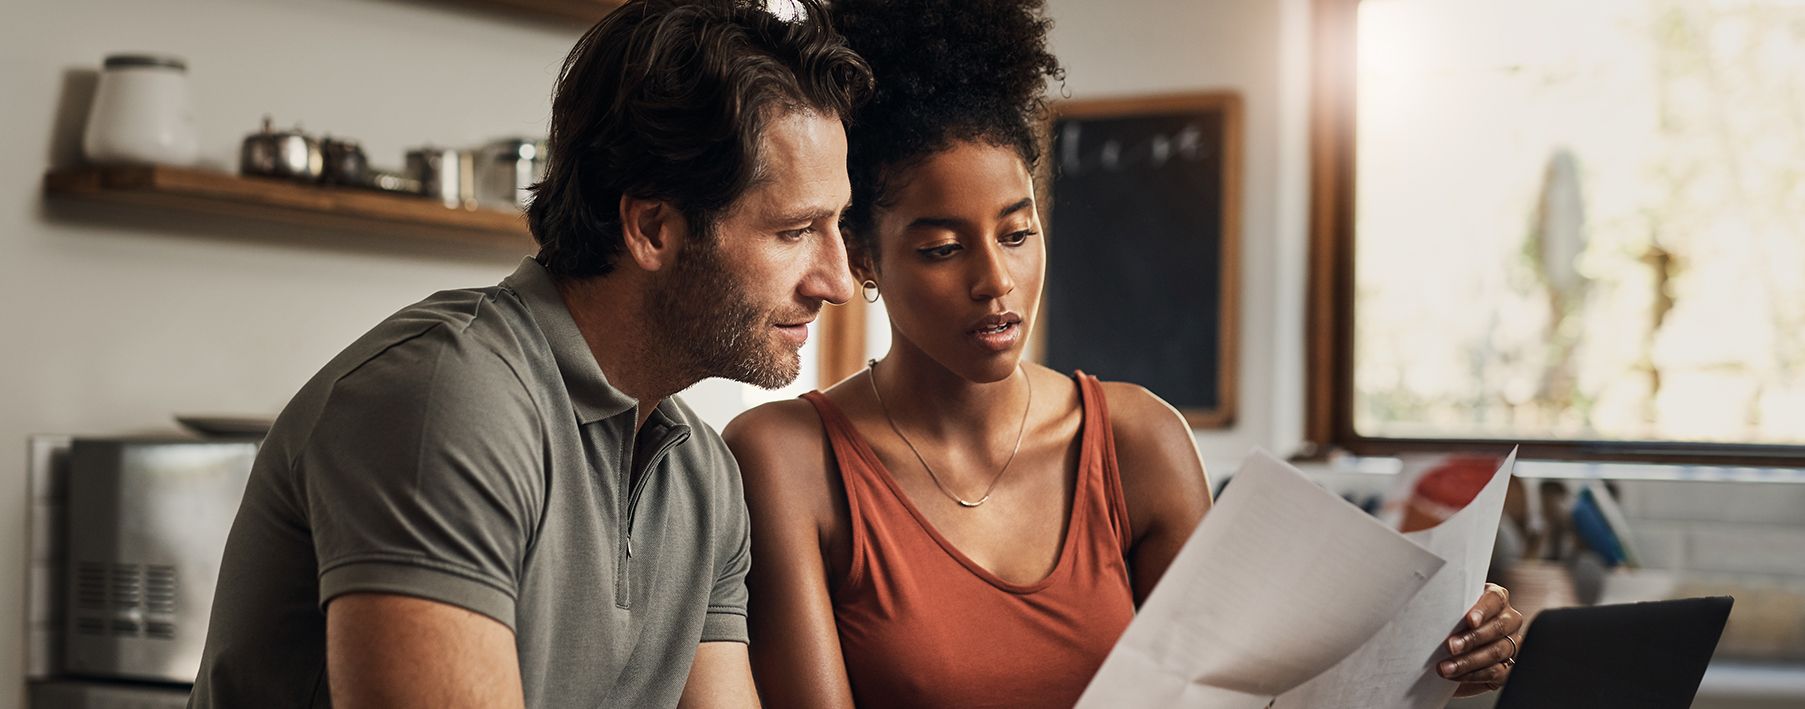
[779,227,814,241]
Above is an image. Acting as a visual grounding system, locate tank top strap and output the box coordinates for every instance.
[1073,372,1134,557]
[800,391,868,484]
[798,390,878,590]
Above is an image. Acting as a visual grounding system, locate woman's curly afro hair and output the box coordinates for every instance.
[830,0,1063,256]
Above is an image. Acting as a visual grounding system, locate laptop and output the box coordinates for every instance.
[1494,596,1734,709]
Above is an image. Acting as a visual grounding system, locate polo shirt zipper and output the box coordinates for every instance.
[615,426,690,607]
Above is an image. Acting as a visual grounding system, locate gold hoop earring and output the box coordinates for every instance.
[861,279,880,303]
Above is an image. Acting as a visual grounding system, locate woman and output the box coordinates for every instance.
[722,0,1523,705]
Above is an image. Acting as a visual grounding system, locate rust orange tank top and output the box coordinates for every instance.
[800,372,1136,709]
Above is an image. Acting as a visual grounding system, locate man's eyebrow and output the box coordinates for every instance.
[775,205,846,224]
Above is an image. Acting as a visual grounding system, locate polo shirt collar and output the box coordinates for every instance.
[503,257,638,424]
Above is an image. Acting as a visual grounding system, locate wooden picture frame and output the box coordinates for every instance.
[1041,92,1242,428]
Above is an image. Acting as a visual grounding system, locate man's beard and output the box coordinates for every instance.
[646,239,807,390]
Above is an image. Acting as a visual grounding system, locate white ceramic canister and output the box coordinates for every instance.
[82,54,200,166]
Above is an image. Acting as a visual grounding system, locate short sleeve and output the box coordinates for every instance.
[304,328,544,630]
[701,452,752,643]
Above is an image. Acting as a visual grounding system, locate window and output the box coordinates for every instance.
[1308,0,1805,463]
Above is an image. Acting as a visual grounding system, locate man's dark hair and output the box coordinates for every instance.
[528,0,873,279]
[829,0,1062,258]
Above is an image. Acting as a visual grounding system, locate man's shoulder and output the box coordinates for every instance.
[379,284,545,363]
[331,285,551,390]
[266,285,553,451]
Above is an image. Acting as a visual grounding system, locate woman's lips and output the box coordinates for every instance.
[970,320,1021,352]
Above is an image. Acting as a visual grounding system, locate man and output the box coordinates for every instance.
[189,1,871,706]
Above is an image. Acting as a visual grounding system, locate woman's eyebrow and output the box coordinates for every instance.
[906,197,1035,231]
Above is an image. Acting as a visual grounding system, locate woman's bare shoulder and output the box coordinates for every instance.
[725,398,826,451]
[1095,381,1192,450]
[1091,379,1210,502]
[723,397,844,522]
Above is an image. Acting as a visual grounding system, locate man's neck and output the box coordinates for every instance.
[554,271,696,431]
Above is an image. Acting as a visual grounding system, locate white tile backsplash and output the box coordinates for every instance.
[1683,524,1805,577]
[27,435,69,682]
[27,561,61,678]
[28,435,70,502]
[1627,480,1805,526]
[27,561,58,626]
[29,502,61,562]
[1629,521,1692,569]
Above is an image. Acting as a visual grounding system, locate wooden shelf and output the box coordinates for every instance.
[44,165,533,249]
[456,0,624,24]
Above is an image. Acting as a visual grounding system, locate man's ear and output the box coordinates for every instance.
[619,194,689,272]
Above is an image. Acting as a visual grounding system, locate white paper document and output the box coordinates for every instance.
[1272,449,1517,709]
[1076,451,1447,709]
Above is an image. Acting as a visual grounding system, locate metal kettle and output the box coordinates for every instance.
[239,116,322,181]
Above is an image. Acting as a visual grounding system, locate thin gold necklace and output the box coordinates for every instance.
[866,358,1032,508]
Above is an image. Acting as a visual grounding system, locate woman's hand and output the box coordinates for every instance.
[1439,583,1525,696]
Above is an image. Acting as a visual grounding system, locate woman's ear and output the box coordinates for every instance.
[618,194,688,273]
[846,234,879,284]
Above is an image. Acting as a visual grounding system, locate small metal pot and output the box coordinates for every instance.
[319,136,369,187]
[406,146,475,210]
[476,138,548,211]
[240,116,322,181]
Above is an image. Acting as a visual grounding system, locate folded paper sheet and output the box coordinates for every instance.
[1272,449,1517,709]
[1076,451,1446,709]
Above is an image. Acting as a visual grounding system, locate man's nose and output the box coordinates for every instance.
[801,227,855,305]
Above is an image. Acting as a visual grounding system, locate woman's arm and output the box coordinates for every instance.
[722,401,858,709]
[1102,382,1214,604]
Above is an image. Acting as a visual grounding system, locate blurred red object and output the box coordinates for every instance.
[1400,455,1502,533]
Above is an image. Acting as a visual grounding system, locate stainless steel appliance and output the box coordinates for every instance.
[61,437,257,684]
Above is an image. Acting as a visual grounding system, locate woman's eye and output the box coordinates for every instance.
[919,243,961,259]
[1002,229,1037,246]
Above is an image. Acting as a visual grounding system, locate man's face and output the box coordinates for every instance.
[648,110,855,389]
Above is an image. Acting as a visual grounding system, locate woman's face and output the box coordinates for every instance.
[862,140,1045,384]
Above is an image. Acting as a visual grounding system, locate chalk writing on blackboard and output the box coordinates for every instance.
[1057,120,1216,176]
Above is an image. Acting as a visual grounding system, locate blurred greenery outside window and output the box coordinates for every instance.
[1352,0,1805,448]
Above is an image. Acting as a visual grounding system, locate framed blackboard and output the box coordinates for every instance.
[1041,93,1241,428]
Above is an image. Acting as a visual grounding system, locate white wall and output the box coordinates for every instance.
[0,1,582,705]
[0,0,1311,705]
[1046,0,1314,477]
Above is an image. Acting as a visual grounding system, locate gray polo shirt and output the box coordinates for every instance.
[190,258,750,708]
